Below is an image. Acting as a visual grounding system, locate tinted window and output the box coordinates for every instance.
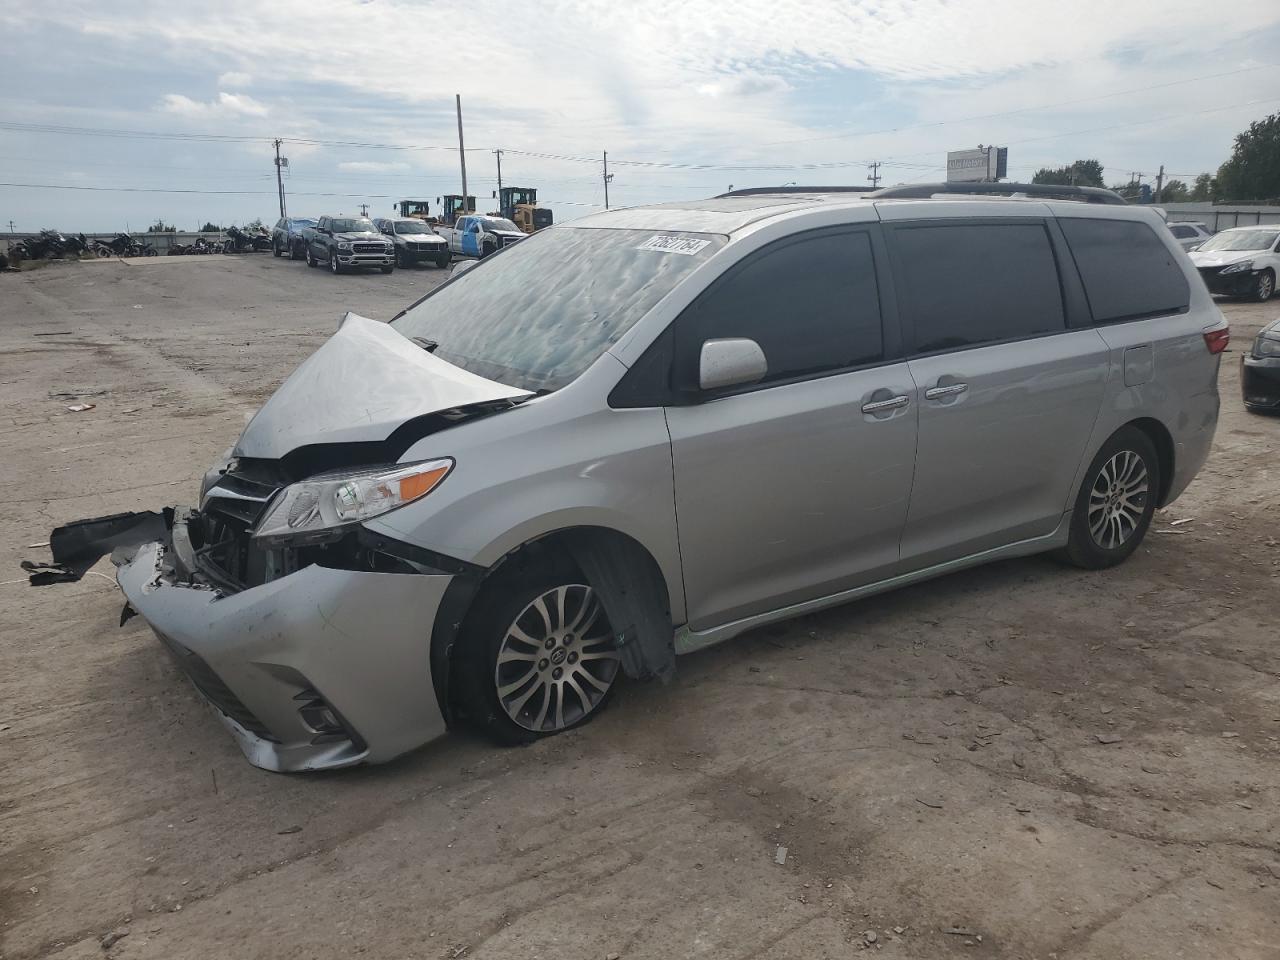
[680,230,882,386]
[1169,224,1195,239]
[1060,218,1190,323]
[891,223,1064,353]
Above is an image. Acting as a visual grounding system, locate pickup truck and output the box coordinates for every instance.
[303,215,395,274]
[435,214,528,259]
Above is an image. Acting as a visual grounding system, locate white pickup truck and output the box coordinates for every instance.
[435,214,528,259]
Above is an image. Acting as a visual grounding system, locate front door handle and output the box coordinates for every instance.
[924,382,968,400]
[861,394,910,414]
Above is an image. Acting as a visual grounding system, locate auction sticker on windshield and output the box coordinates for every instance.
[635,235,712,255]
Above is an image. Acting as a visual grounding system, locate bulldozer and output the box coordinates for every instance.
[496,187,553,234]
[395,200,434,220]
[438,195,477,227]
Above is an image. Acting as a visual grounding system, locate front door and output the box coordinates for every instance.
[460,219,482,257]
[665,226,918,631]
[885,219,1109,567]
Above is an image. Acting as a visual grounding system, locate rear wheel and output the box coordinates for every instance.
[1059,426,1159,569]
[1253,269,1275,303]
[456,565,622,744]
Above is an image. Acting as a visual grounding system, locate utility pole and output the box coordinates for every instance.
[456,94,469,215]
[7,220,14,233]
[359,203,369,217]
[603,151,613,210]
[493,148,504,199]
[1154,164,1165,203]
[273,139,288,218]
[867,161,881,189]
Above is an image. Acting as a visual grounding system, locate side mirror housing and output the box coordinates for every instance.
[699,338,768,391]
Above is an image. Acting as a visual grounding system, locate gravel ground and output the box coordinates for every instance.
[1,255,1278,960]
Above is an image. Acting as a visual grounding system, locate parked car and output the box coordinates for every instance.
[1242,317,1280,413]
[1167,221,1213,251]
[78,191,1225,772]
[271,217,317,260]
[303,215,395,274]
[1189,225,1279,301]
[374,217,451,269]
[435,214,526,259]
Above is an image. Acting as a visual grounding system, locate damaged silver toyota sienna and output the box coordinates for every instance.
[95,188,1226,771]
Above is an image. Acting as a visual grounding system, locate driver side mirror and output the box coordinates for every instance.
[699,338,768,391]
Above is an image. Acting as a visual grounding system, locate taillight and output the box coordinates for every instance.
[1203,327,1230,354]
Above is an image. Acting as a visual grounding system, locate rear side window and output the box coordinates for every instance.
[1060,218,1190,323]
[1170,224,1195,239]
[890,223,1065,353]
[679,229,883,385]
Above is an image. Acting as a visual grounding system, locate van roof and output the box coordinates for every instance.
[572,190,1147,236]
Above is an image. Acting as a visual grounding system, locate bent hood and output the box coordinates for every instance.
[235,313,530,459]
[1189,250,1259,268]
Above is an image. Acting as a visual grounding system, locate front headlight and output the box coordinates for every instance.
[252,459,453,547]
[1221,260,1254,274]
[337,241,352,251]
[1255,336,1280,358]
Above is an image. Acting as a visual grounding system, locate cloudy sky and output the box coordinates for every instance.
[2,0,1279,232]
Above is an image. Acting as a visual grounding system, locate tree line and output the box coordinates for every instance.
[1031,111,1280,204]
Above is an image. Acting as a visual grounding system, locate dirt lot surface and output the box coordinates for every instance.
[2,255,1279,960]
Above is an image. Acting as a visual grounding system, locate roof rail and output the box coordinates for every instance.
[715,185,877,198]
[869,182,1127,205]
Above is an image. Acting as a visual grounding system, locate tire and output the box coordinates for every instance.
[329,250,342,274]
[481,242,496,259]
[455,563,622,745]
[436,254,450,269]
[290,240,302,261]
[381,264,394,274]
[1059,426,1160,570]
[306,246,317,268]
[273,240,283,258]
[1253,269,1275,303]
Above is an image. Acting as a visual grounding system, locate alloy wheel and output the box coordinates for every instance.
[493,584,620,733]
[1259,272,1275,301]
[1087,450,1149,550]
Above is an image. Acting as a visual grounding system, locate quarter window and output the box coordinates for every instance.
[679,230,883,386]
[1060,218,1190,323]
[891,222,1065,353]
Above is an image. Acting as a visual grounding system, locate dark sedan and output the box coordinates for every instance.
[1243,317,1280,413]
[271,217,318,260]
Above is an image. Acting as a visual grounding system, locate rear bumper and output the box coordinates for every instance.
[117,514,452,772]
[1242,354,1280,410]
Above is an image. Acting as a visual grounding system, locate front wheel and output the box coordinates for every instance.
[1253,269,1275,303]
[329,250,342,274]
[380,264,394,274]
[273,241,283,258]
[435,254,451,269]
[456,567,622,745]
[1059,426,1160,570]
[306,246,317,268]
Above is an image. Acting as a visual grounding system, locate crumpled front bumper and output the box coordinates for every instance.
[117,513,453,772]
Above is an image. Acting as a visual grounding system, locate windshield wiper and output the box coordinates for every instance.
[410,336,440,353]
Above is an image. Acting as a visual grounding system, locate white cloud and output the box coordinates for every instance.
[160,91,269,118]
[218,70,252,88]
[337,161,411,172]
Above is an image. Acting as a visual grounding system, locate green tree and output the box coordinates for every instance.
[1215,112,1280,202]
[245,218,265,231]
[1031,159,1105,188]
[148,219,177,233]
[199,221,222,232]
[1189,174,1216,202]
[1158,179,1189,203]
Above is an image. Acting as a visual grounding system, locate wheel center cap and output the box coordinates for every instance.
[550,648,567,665]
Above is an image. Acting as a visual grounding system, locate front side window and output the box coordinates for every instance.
[677,229,883,386]
[1060,218,1190,324]
[891,222,1065,352]
[392,228,724,392]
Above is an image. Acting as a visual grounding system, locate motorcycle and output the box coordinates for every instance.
[222,224,273,254]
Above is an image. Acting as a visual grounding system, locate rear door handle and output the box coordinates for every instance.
[924,382,968,400]
[861,394,910,414]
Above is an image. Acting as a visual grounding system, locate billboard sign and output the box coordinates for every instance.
[946,146,1007,183]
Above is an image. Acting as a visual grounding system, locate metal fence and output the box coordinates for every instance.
[1161,204,1280,231]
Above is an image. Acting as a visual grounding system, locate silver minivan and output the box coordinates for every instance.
[101,190,1227,771]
